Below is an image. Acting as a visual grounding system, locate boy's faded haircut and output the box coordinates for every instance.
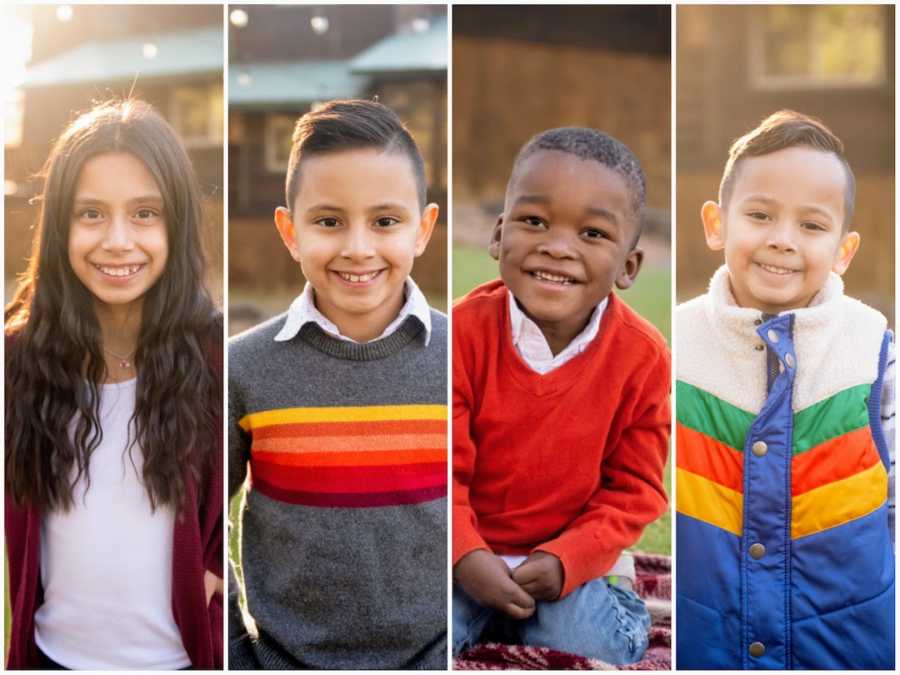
[285,99,427,210]
[511,127,647,246]
[719,110,855,230]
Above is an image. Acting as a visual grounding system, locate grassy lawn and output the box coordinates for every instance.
[636,459,671,555]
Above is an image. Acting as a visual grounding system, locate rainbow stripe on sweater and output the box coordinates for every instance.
[240,404,448,507]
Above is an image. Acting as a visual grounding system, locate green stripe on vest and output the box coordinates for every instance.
[676,381,755,452]
[792,383,871,455]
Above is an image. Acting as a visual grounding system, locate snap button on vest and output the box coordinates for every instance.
[751,441,768,457]
[749,543,765,559]
[749,642,766,657]
[767,329,779,343]
[785,353,795,368]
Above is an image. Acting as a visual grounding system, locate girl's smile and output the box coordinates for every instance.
[92,262,147,277]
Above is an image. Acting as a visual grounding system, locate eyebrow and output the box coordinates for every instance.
[512,194,620,226]
[741,194,837,220]
[304,203,346,215]
[73,195,163,207]
[304,202,412,215]
[584,206,619,227]
[368,202,410,213]
[797,205,837,221]
[511,194,552,208]
[741,194,779,206]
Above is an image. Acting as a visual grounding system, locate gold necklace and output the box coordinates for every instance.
[104,346,136,369]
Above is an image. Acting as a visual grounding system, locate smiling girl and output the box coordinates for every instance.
[5,100,223,669]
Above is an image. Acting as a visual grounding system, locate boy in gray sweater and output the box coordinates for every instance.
[228,100,447,669]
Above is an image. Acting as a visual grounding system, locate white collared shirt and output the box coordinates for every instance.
[274,277,433,345]
[508,290,608,374]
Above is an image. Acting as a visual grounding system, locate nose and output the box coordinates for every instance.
[766,219,797,253]
[101,215,135,252]
[340,224,376,260]
[536,228,577,259]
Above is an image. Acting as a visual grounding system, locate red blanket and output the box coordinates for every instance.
[454,553,671,671]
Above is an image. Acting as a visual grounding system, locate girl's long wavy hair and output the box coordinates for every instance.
[6,99,221,514]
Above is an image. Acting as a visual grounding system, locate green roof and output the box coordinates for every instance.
[24,26,222,88]
[229,60,367,107]
[350,15,447,75]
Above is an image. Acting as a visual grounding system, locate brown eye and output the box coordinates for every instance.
[79,208,103,220]
[375,216,399,228]
[583,228,608,240]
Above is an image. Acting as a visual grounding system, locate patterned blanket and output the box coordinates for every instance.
[454,554,671,670]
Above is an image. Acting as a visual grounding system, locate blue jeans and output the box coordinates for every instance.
[452,578,650,665]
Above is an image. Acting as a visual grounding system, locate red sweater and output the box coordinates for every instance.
[453,280,670,597]
[4,336,224,669]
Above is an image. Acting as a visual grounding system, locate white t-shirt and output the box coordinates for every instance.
[34,378,190,670]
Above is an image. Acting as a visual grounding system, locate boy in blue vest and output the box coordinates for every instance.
[676,110,894,669]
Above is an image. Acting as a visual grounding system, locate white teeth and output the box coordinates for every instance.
[757,263,796,275]
[95,264,143,277]
[338,271,379,283]
[533,270,574,284]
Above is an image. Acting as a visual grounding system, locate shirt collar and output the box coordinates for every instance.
[274,277,432,345]
[507,290,608,374]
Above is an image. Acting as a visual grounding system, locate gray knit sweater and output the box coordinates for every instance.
[228,311,448,670]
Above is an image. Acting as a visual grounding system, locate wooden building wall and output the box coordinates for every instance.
[453,36,671,220]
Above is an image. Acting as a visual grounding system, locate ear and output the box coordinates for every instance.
[414,203,440,257]
[489,215,503,260]
[832,231,860,276]
[274,206,301,262]
[701,201,725,251]
[615,247,644,290]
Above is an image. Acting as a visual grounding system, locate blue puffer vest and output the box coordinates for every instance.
[675,270,894,670]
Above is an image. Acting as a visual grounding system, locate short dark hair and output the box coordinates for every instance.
[285,99,427,209]
[511,127,647,245]
[719,110,855,230]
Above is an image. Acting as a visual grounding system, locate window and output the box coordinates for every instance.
[5,89,23,148]
[751,6,886,89]
[170,83,223,147]
[264,114,296,173]
[379,82,443,189]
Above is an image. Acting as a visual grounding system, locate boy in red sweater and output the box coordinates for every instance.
[453,128,670,664]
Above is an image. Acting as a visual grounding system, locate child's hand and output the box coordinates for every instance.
[204,570,223,606]
[511,552,563,601]
[454,550,536,619]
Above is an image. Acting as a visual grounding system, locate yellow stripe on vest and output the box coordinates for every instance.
[239,404,448,430]
[676,467,743,536]
[791,460,888,539]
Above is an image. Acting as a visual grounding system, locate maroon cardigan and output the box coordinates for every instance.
[5,334,224,669]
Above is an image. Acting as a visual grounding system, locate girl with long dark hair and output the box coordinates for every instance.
[5,100,223,669]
